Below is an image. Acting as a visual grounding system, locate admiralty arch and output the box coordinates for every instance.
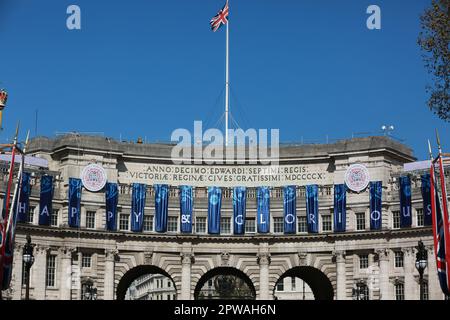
[1,134,447,300]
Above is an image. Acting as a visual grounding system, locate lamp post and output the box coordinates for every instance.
[415,240,428,300]
[381,125,394,136]
[22,235,34,300]
[83,278,97,300]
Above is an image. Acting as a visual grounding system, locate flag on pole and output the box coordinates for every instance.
[210,1,229,32]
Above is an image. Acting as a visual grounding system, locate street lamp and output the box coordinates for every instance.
[415,240,428,300]
[83,278,97,300]
[381,125,394,136]
[22,235,34,300]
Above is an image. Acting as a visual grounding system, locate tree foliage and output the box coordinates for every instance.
[418,0,450,120]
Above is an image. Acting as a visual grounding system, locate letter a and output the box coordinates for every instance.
[66,5,81,30]
[366,5,381,30]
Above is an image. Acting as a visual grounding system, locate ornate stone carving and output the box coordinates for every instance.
[58,246,76,259]
[181,252,195,265]
[144,250,153,264]
[333,250,346,263]
[105,248,119,261]
[257,252,271,265]
[220,251,230,266]
[375,248,389,261]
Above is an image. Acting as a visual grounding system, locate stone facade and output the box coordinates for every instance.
[1,134,448,300]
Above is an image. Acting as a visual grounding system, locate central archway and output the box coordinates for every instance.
[116,265,177,300]
[194,267,256,300]
[273,266,334,300]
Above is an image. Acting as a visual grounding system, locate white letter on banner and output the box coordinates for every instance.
[402,206,411,217]
[66,5,81,30]
[259,214,267,224]
[134,211,141,223]
[285,214,295,224]
[41,206,49,216]
[70,207,77,217]
[366,5,381,30]
[108,211,113,220]
[18,202,26,214]
[371,210,381,221]
[426,204,431,216]
[235,215,244,225]
[309,213,316,224]
[181,215,190,224]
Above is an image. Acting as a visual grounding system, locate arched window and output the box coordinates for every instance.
[395,282,405,300]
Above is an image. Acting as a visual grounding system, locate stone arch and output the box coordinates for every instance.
[116,265,177,300]
[273,266,334,300]
[193,267,256,300]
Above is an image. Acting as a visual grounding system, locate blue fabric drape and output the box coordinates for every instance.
[154,184,169,232]
[257,187,270,233]
[333,184,346,232]
[421,173,432,226]
[17,172,30,222]
[105,182,118,231]
[283,186,296,234]
[180,185,193,233]
[67,177,81,227]
[131,183,147,232]
[208,187,222,234]
[369,181,382,230]
[399,176,412,228]
[306,185,319,233]
[233,187,247,234]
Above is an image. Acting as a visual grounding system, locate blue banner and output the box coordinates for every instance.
[233,187,247,234]
[208,187,222,234]
[421,173,432,226]
[399,176,412,228]
[180,185,193,233]
[370,181,382,230]
[283,186,296,234]
[257,187,270,233]
[17,172,30,222]
[306,185,319,233]
[67,177,81,227]
[38,175,53,225]
[105,182,118,231]
[131,183,146,232]
[154,184,169,232]
[333,184,346,232]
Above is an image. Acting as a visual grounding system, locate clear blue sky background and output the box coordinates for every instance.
[0,0,448,160]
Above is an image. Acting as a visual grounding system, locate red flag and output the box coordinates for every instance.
[210,1,229,32]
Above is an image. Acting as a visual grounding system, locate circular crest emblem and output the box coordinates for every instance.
[344,164,370,192]
[81,164,107,192]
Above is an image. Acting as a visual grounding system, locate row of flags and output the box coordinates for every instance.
[16,176,433,234]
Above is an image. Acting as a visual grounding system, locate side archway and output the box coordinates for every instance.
[273,266,334,300]
[194,267,256,300]
[116,265,177,300]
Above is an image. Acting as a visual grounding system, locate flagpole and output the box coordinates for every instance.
[225,0,229,147]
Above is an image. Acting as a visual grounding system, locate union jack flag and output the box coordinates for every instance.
[430,155,450,296]
[210,1,229,32]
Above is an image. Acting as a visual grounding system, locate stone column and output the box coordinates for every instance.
[426,245,442,300]
[376,248,390,300]
[180,252,194,300]
[402,248,416,300]
[334,250,347,300]
[257,252,271,300]
[12,243,24,300]
[103,249,117,300]
[32,245,48,300]
[59,247,75,300]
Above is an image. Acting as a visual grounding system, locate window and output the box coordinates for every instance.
[245,218,256,233]
[297,216,307,233]
[422,282,429,300]
[417,208,424,227]
[394,251,404,268]
[82,253,92,268]
[359,254,369,269]
[220,217,231,234]
[276,279,284,291]
[119,213,129,231]
[196,217,206,234]
[46,255,56,287]
[322,215,332,232]
[167,216,178,232]
[395,283,405,300]
[354,283,369,300]
[86,211,96,229]
[273,217,284,233]
[143,215,154,232]
[27,206,35,223]
[291,277,296,291]
[356,213,366,231]
[50,209,58,227]
[392,211,401,229]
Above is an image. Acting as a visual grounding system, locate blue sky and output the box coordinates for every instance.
[0,0,448,160]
